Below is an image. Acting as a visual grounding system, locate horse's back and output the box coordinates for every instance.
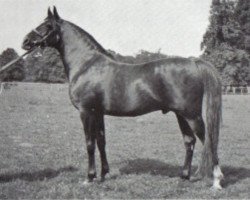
[102,57,204,117]
[149,57,204,117]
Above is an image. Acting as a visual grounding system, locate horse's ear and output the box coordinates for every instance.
[53,6,60,21]
[47,7,53,19]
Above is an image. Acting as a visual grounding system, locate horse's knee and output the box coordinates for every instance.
[96,131,106,144]
[86,141,95,154]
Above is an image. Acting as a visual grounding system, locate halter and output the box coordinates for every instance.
[31,27,56,46]
[32,28,44,38]
[0,27,56,76]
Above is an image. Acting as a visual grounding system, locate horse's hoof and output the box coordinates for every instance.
[83,173,97,185]
[83,175,97,185]
[180,170,190,180]
[88,173,97,181]
[100,171,111,182]
[100,176,106,182]
[101,166,110,176]
[211,178,223,190]
[180,175,190,180]
[83,179,92,186]
[211,183,223,190]
[212,165,224,190]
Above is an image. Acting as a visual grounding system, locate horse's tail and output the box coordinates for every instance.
[0,82,3,95]
[195,59,222,178]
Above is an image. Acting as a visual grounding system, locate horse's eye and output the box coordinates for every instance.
[46,24,53,29]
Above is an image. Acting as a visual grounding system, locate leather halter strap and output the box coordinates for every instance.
[32,28,44,38]
[31,28,55,45]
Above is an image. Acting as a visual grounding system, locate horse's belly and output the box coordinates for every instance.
[103,95,162,117]
[104,106,160,117]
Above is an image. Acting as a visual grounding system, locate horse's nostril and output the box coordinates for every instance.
[24,38,30,44]
[22,38,32,50]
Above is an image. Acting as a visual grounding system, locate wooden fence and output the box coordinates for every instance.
[222,86,249,95]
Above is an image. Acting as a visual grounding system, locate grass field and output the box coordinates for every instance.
[0,83,249,199]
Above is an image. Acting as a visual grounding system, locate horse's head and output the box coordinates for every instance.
[22,6,61,51]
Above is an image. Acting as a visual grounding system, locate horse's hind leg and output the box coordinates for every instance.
[187,116,206,177]
[176,114,196,180]
[80,111,97,183]
[95,114,109,181]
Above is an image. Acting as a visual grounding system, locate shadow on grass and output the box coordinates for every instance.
[222,165,250,187]
[120,159,250,187]
[0,166,78,183]
[119,158,184,177]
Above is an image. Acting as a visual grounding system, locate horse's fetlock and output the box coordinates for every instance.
[102,165,110,175]
[88,172,97,181]
[180,173,190,180]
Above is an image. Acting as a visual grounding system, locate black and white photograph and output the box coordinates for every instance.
[0,0,249,199]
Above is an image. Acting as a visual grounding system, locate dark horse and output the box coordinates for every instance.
[22,7,223,189]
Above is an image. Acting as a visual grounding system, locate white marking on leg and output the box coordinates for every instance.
[182,169,189,177]
[83,179,90,186]
[100,130,104,136]
[212,165,224,190]
[184,135,193,143]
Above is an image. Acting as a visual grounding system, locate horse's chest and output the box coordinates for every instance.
[69,80,103,111]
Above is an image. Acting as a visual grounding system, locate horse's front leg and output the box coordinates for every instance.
[95,114,109,181]
[80,111,97,182]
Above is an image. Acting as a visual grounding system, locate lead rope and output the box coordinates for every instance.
[0,28,55,95]
[0,49,34,95]
[0,49,33,74]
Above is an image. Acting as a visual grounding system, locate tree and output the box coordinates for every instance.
[0,48,25,81]
[135,49,168,63]
[235,0,250,52]
[108,50,137,64]
[221,49,250,85]
[201,0,241,53]
[108,49,169,64]
[24,47,66,83]
[201,0,250,86]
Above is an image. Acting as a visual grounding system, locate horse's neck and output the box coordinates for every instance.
[58,22,98,81]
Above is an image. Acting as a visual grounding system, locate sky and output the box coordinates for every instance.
[0,0,212,57]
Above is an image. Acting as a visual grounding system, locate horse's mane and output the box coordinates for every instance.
[65,21,115,60]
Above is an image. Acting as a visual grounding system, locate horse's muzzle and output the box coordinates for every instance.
[22,38,33,50]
